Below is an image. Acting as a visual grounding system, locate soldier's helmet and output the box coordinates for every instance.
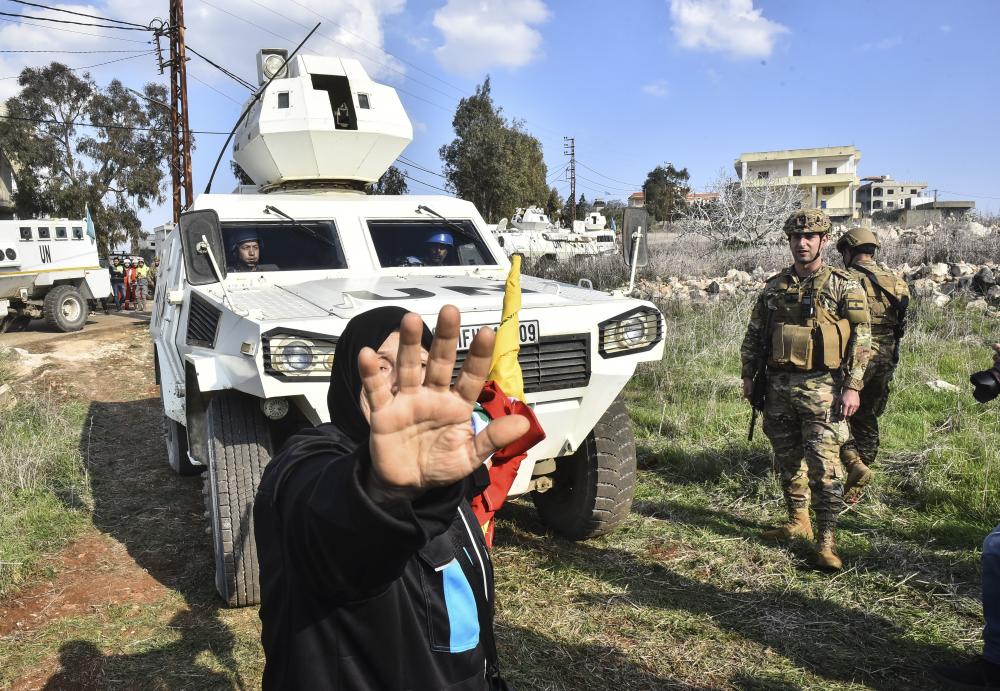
[835,227,880,252]
[783,209,832,235]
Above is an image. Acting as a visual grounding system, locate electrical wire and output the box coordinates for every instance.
[6,0,150,28]
[0,15,152,42]
[400,171,452,194]
[0,48,148,53]
[397,155,447,179]
[577,174,634,193]
[186,45,255,90]
[0,50,156,80]
[0,10,149,31]
[188,72,245,106]
[575,160,641,188]
[0,113,229,135]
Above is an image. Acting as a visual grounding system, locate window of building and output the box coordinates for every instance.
[792,169,801,176]
[873,188,882,197]
[873,201,882,209]
[887,189,894,194]
[55,226,68,239]
[72,227,84,240]
[19,227,32,241]
[277,92,290,108]
[756,171,769,179]
[910,188,918,195]
[887,201,895,208]
[825,167,837,174]
[358,93,371,109]
[822,186,835,195]
[38,227,50,239]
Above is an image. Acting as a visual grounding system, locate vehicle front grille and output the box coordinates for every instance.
[452,334,590,394]
[186,293,221,348]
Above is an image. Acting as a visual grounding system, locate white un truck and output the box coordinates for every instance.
[150,50,665,607]
[0,219,111,332]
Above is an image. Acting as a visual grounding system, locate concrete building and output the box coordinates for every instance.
[857,176,928,215]
[685,191,719,207]
[0,106,13,220]
[734,145,862,220]
[627,191,645,208]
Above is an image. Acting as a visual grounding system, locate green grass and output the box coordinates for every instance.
[0,349,92,597]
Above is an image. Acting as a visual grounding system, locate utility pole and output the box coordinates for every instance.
[167,0,193,224]
[563,136,576,223]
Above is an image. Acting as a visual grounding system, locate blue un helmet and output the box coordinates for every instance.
[425,232,454,247]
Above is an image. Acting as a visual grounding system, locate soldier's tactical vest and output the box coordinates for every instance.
[853,262,904,336]
[767,268,854,372]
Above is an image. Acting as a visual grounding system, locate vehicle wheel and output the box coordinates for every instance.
[43,285,88,332]
[532,395,637,540]
[203,391,272,607]
[164,415,203,476]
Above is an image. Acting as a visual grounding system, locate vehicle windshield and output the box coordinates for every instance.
[221,221,347,273]
[368,219,497,268]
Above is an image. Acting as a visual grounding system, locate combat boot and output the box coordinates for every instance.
[761,508,813,542]
[815,528,843,571]
[842,451,873,504]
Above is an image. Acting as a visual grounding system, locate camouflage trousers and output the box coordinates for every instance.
[841,345,897,467]
[763,370,847,529]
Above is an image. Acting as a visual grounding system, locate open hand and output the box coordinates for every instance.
[359,305,530,503]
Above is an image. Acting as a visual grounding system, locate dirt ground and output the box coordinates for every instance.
[1,317,258,690]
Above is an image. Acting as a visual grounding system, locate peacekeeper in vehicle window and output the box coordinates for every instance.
[740,209,871,572]
[228,228,264,272]
[400,231,457,267]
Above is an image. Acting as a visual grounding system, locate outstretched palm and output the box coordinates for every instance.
[359,305,529,502]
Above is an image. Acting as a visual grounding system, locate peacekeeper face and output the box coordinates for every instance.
[788,230,828,267]
[237,240,260,270]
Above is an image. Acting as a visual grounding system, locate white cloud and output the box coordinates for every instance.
[0,0,407,101]
[669,0,787,60]
[432,0,550,76]
[641,80,669,98]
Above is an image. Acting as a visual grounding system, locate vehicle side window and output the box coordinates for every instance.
[72,227,84,240]
[38,227,50,239]
[221,221,347,273]
[367,219,496,268]
[56,227,68,240]
[19,227,31,241]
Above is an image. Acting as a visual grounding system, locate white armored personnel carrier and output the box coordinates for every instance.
[151,51,665,607]
[0,219,111,332]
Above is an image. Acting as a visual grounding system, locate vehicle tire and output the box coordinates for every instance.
[203,391,272,607]
[43,285,88,332]
[532,395,637,540]
[164,415,203,476]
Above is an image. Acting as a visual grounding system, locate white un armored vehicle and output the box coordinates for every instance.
[0,219,111,332]
[151,50,665,607]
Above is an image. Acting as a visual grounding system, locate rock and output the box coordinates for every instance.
[932,292,952,308]
[707,281,721,295]
[927,263,950,282]
[725,269,752,284]
[987,286,1000,304]
[11,347,28,357]
[974,267,997,293]
[950,262,976,278]
[910,278,938,298]
[967,299,990,312]
[927,379,960,393]
[966,221,990,237]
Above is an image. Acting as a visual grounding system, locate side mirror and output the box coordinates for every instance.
[622,207,649,268]
[179,210,226,286]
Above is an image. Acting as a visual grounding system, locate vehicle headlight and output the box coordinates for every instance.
[265,333,338,378]
[598,307,663,358]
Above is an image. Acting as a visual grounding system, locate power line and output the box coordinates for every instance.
[0,50,156,80]
[575,160,641,188]
[0,48,149,53]
[7,0,150,28]
[186,45,255,90]
[400,171,452,194]
[0,113,229,135]
[397,155,447,179]
[188,72,244,106]
[0,15,152,43]
[577,174,633,193]
[0,10,149,31]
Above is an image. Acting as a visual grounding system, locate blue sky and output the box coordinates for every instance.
[1,0,998,224]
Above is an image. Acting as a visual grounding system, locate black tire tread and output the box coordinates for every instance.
[204,391,271,607]
[43,285,87,332]
[532,396,637,540]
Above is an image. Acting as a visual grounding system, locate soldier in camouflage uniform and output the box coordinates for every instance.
[741,209,871,571]
[835,227,910,503]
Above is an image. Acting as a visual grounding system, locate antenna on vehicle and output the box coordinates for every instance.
[203,22,321,195]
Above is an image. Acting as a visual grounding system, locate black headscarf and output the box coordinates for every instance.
[328,306,434,444]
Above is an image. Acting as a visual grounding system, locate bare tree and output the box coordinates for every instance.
[681,170,805,246]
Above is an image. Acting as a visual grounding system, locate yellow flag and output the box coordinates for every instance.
[488,254,525,402]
